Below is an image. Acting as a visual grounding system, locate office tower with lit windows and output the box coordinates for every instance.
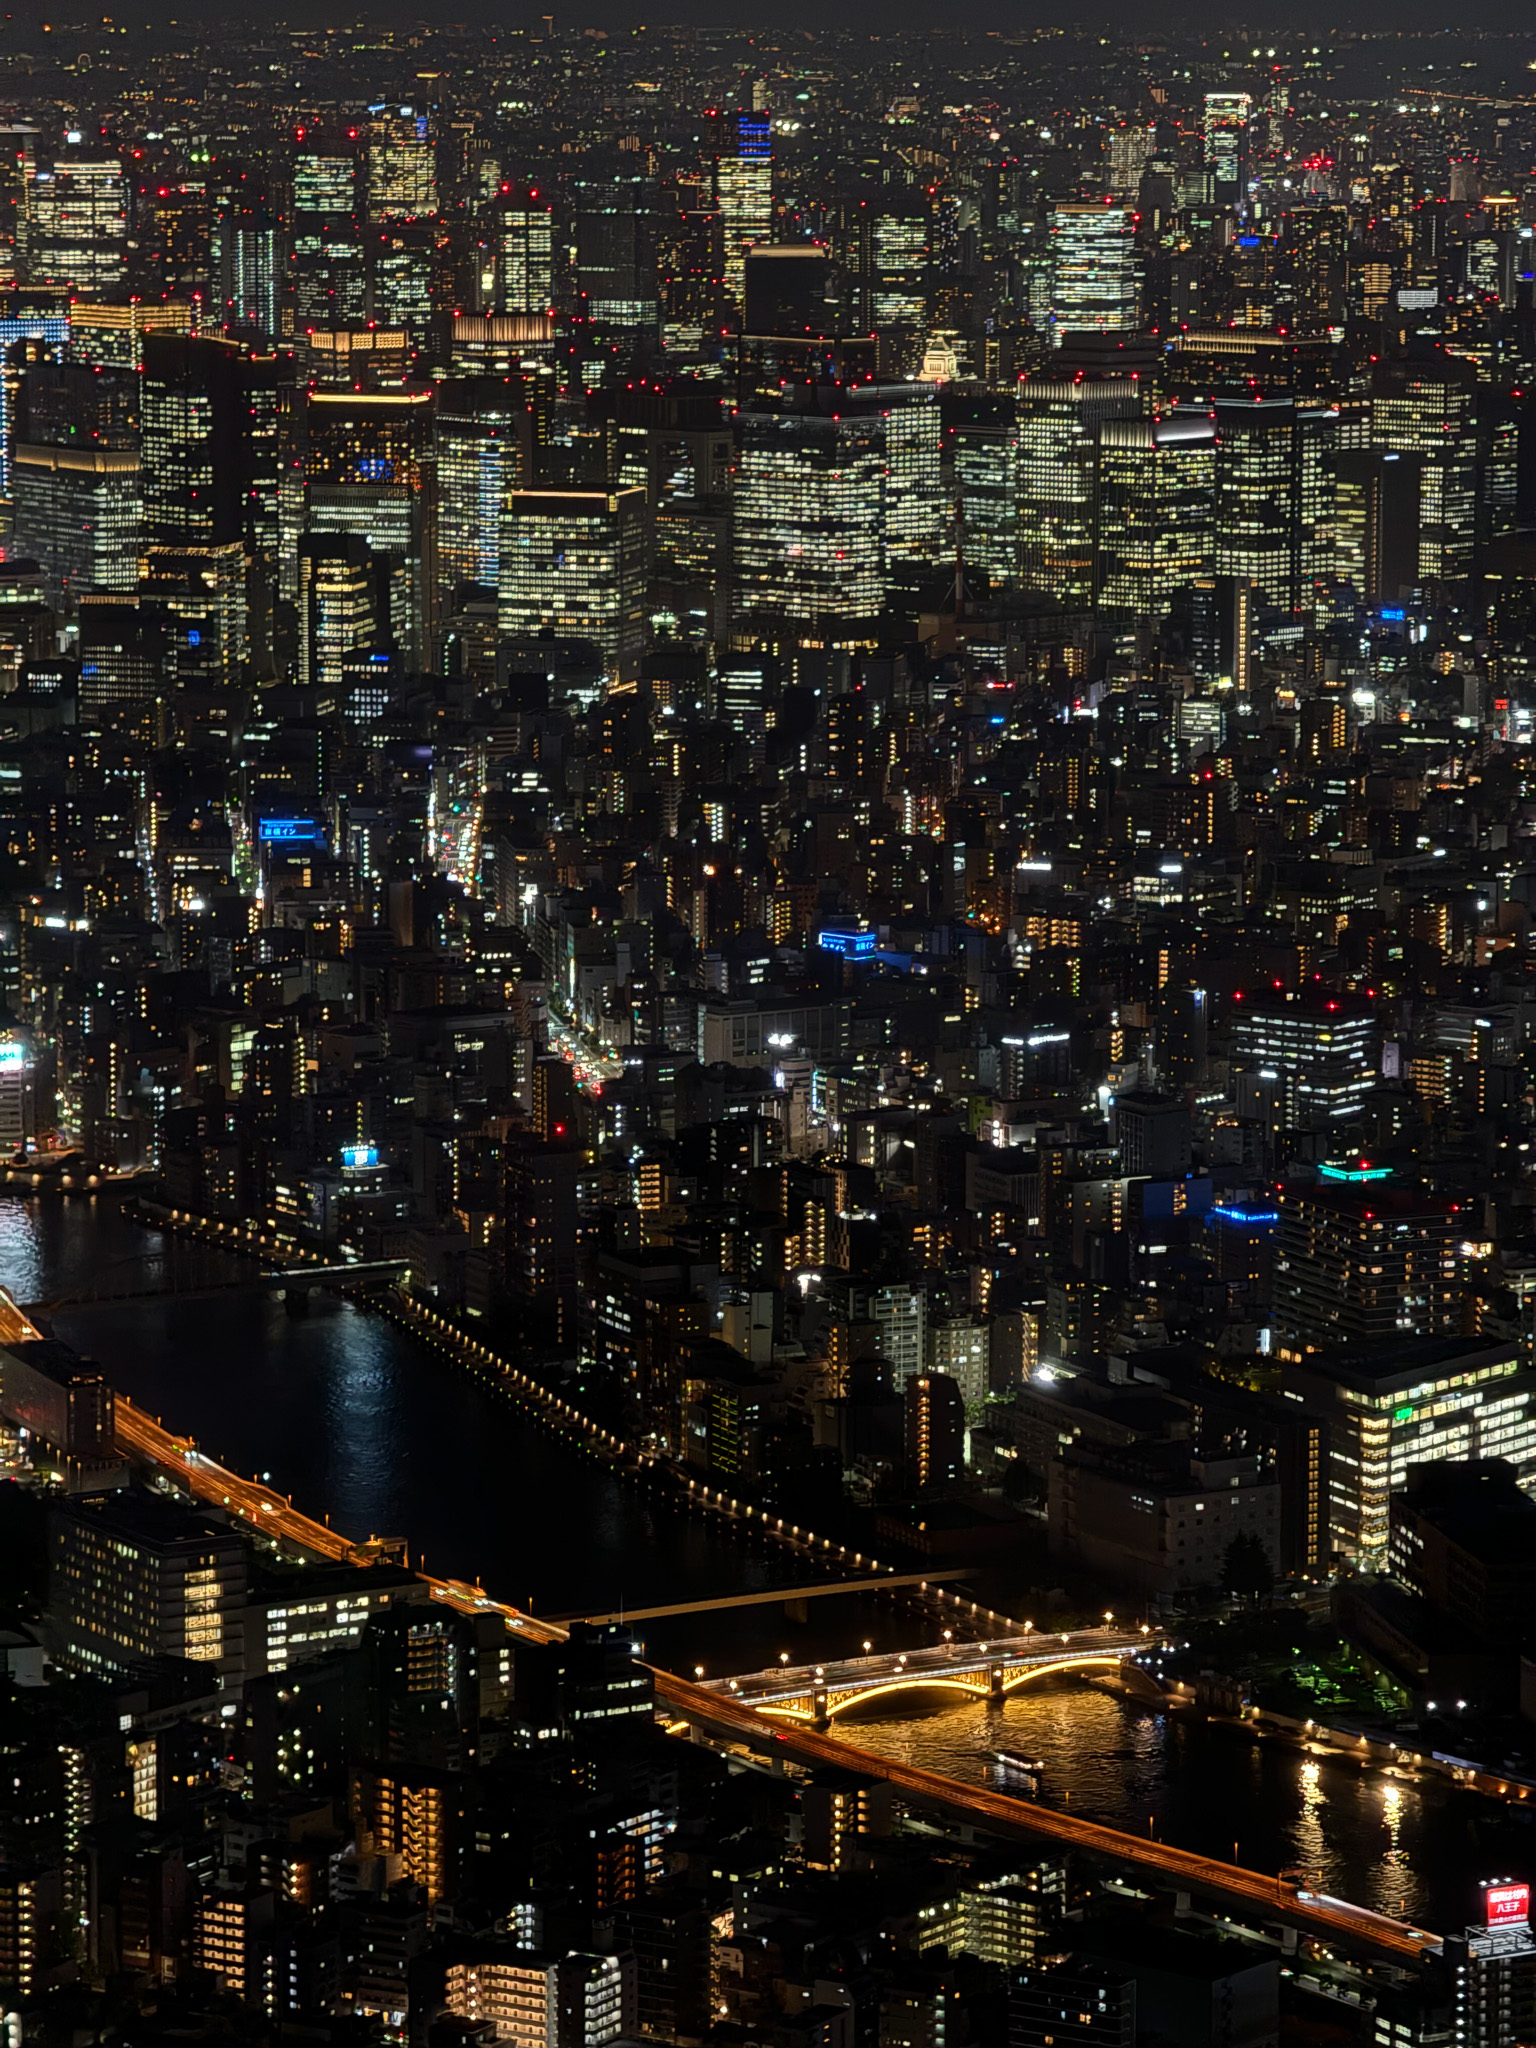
[880,381,947,601]
[730,402,886,642]
[1280,1335,1536,1561]
[369,221,436,343]
[1016,376,1141,607]
[1286,206,1348,332]
[1203,91,1251,196]
[289,142,366,329]
[298,533,384,698]
[573,165,660,339]
[1210,395,1335,613]
[50,1489,248,1676]
[1370,358,1478,589]
[949,391,1018,597]
[303,386,434,663]
[140,333,254,552]
[498,488,647,685]
[1275,1165,1462,1359]
[850,195,930,336]
[435,378,530,617]
[1229,988,1377,1128]
[27,148,126,297]
[366,104,437,223]
[1047,204,1139,341]
[140,544,249,689]
[218,201,282,339]
[485,184,554,313]
[1092,414,1215,624]
[707,108,772,312]
[12,443,139,601]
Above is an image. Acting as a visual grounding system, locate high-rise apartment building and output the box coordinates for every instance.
[1274,1167,1460,1358]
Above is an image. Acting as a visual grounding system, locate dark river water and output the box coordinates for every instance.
[4,1192,1531,1936]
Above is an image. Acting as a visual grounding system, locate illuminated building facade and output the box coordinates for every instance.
[1048,205,1139,341]
[731,407,885,640]
[50,1490,247,1675]
[1092,414,1215,624]
[708,109,772,311]
[1228,991,1378,1128]
[499,488,647,684]
[1280,1337,1536,1561]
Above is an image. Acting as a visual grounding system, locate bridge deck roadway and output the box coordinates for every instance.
[708,1630,1147,1711]
[564,1573,965,1623]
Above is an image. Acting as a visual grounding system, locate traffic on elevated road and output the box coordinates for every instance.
[656,1672,1444,1966]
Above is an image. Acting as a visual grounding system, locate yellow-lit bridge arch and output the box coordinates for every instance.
[699,1628,1168,1724]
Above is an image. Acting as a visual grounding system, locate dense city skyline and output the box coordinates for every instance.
[2,10,1536,2047]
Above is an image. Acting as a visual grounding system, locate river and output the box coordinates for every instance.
[4,1192,1532,1935]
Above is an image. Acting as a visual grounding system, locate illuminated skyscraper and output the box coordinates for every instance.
[140,334,253,551]
[12,443,140,600]
[140,543,250,689]
[712,110,774,313]
[435,377,530,615]
[573,166,659,338]
[851,197,930,334]
[707,109,772,313]
[498,488,647,685]
[1047,204,1138,341]
[1092,413,1215,623]
[1016,376,1140,606]
[485,185,554,314]
[731,402,886,640]
[1211,395,1336,612]
[298,533,384,698]
[303,387,434,662]
[1203,91,1251,196]
[27,149,126,297]
[366,104,437,223]
[949,391,1019,597]
[1370,358,1478,589]
[289,143,366,329]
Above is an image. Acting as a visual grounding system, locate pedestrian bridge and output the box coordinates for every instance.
[701,1626,1166,1723]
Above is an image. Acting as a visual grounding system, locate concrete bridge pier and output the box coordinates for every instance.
[783,1596,809,1623]
[283,1284,315,1318]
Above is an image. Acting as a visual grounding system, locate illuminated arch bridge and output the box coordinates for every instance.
[700,1628,1168,1724]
